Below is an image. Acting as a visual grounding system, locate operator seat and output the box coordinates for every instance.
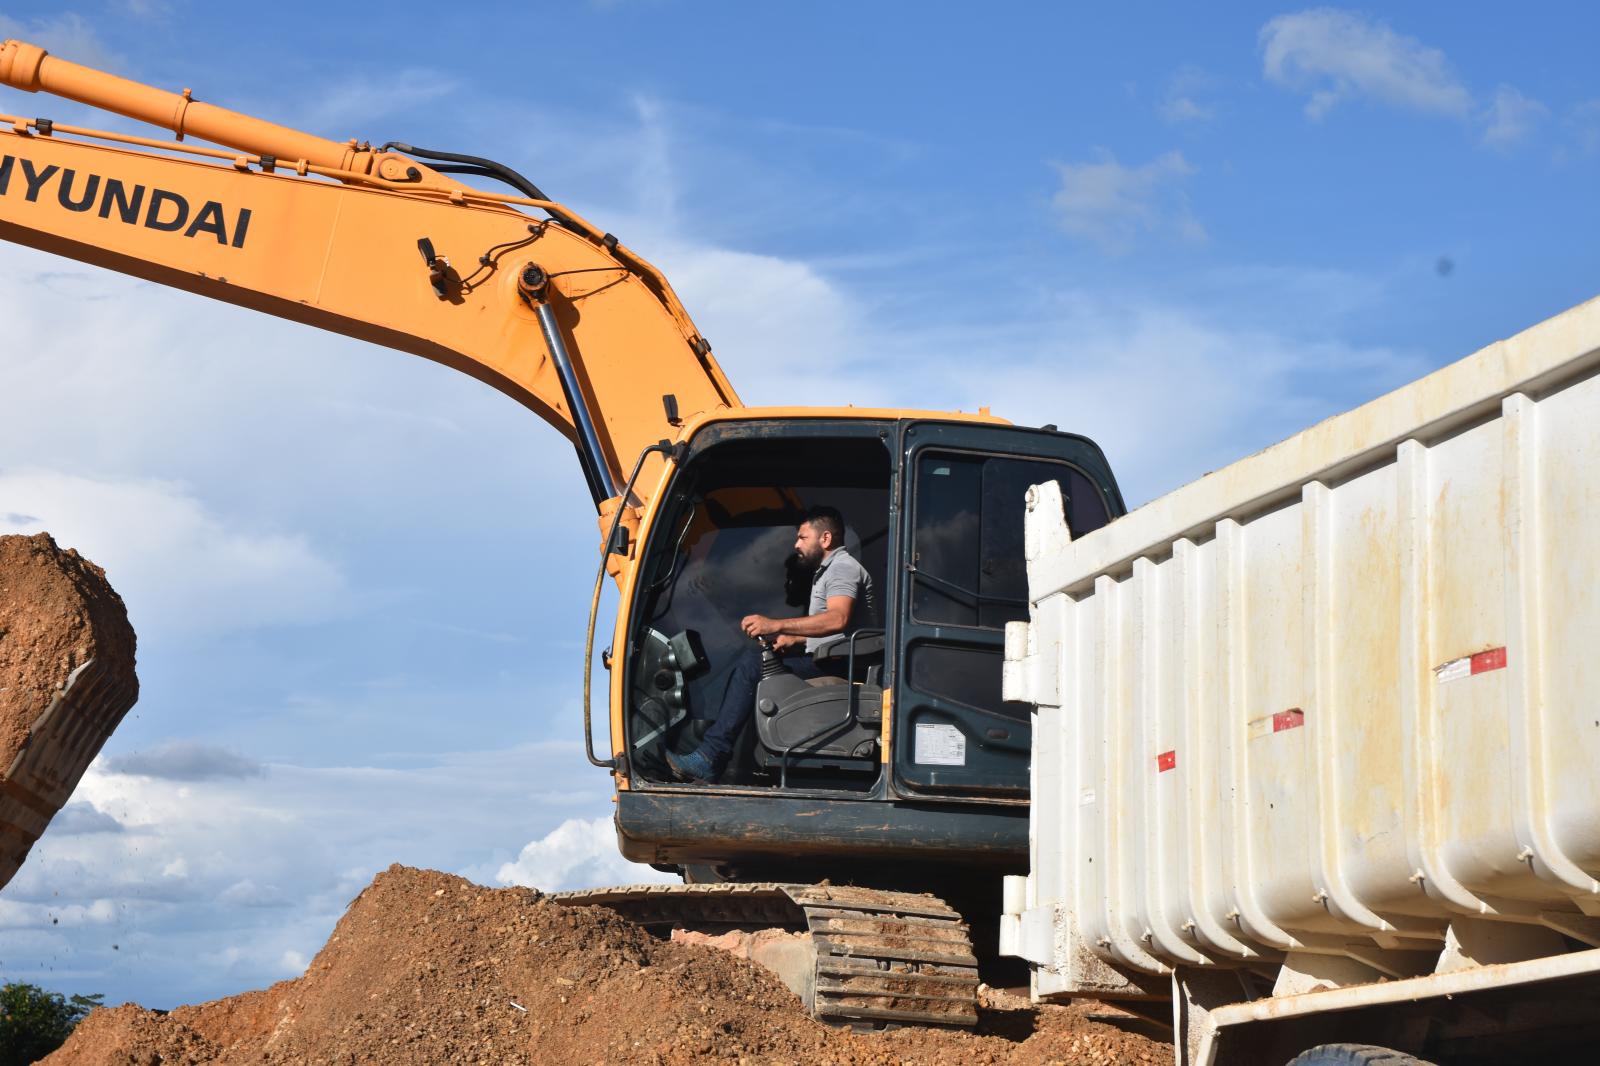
[752,633,883,771]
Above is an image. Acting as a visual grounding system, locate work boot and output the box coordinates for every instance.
[666,748,715,783]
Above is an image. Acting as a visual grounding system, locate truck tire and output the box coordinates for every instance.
[1285,1045,1434,1066]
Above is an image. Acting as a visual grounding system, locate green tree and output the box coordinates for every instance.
[0,982,102,1065]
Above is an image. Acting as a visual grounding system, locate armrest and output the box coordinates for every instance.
[812,632,885,663]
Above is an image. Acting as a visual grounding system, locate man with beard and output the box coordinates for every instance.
[667,505,875,783]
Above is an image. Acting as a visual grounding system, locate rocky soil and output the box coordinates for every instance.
[0,532,138,888]
[43,865,1173,1065]
[0,533,135,764]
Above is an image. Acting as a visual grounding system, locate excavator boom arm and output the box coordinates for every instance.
[0,39,739,507]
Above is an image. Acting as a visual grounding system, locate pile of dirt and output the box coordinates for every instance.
[0,532,138,889]
[44,865,1173,1065]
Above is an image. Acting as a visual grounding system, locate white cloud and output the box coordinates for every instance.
[0,470,347,638]
[920,298,1423,504]
[1260,8,1472,120]
[644,242,857,404]
[0,13,123,71]
[496,816,676,892]
[794,258,1409,504]
[218,879,290,908]
[587,0,664,12]
[0,895,118,930]
[295,70,459,136]
[1481,84,1547,150]
[1162,99,1212,125]
[113,0,174,17]
[104,742,267,781]
[46,802,125,835]
[1050,150,1205,255]
[1161,66,1219,124]
[1568,100,1600,154]
[1259,10,1549,152]
[621,95,681,233]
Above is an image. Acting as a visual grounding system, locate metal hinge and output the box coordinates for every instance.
[1002,619,1059,706]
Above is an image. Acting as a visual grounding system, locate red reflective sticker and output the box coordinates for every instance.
[1157,750,1176,773]
[1273,708,1305,733]
[1470,647,1508,675]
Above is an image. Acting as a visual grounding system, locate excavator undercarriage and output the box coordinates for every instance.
[548,882,980,1029]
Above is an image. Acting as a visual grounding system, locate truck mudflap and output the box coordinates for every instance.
[1,658,140,888]
[548,881,979,1029]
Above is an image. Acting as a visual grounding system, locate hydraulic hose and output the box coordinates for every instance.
[381,141,572,227]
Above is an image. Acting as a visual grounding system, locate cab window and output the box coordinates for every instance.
[911,453,1108,630]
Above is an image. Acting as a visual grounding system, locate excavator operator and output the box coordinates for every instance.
[668,506,875,782]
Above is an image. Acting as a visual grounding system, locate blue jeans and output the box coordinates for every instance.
[697,646,846,764]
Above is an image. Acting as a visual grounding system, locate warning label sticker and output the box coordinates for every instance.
[1247,708,1307,740]
[1434,646,1508,684]
[915,723,967,766]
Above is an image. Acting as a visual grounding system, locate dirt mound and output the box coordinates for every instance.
[0,532,138,888]
[43,865,1171,1065]
[48,1004,222,1065]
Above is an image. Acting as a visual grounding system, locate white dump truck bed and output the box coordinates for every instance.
[1002,295,1600,1063]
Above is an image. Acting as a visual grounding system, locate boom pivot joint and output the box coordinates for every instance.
[516,263,549,302]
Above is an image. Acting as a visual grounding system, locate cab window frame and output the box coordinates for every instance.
[907,447,1110,633]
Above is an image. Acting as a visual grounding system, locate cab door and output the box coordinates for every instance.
[891,422,1113,798]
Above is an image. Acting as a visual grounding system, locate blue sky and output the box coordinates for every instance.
[2,1,1599,1008]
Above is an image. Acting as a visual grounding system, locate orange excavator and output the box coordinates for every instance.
[0,39,1126,1028]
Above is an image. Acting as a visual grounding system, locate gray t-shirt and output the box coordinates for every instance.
[806,547,875,656]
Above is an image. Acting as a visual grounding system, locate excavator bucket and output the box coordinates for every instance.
[0,533,139,890]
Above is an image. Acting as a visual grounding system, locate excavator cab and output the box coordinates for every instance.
[615,413,1126,875]
[624,422,894,791]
